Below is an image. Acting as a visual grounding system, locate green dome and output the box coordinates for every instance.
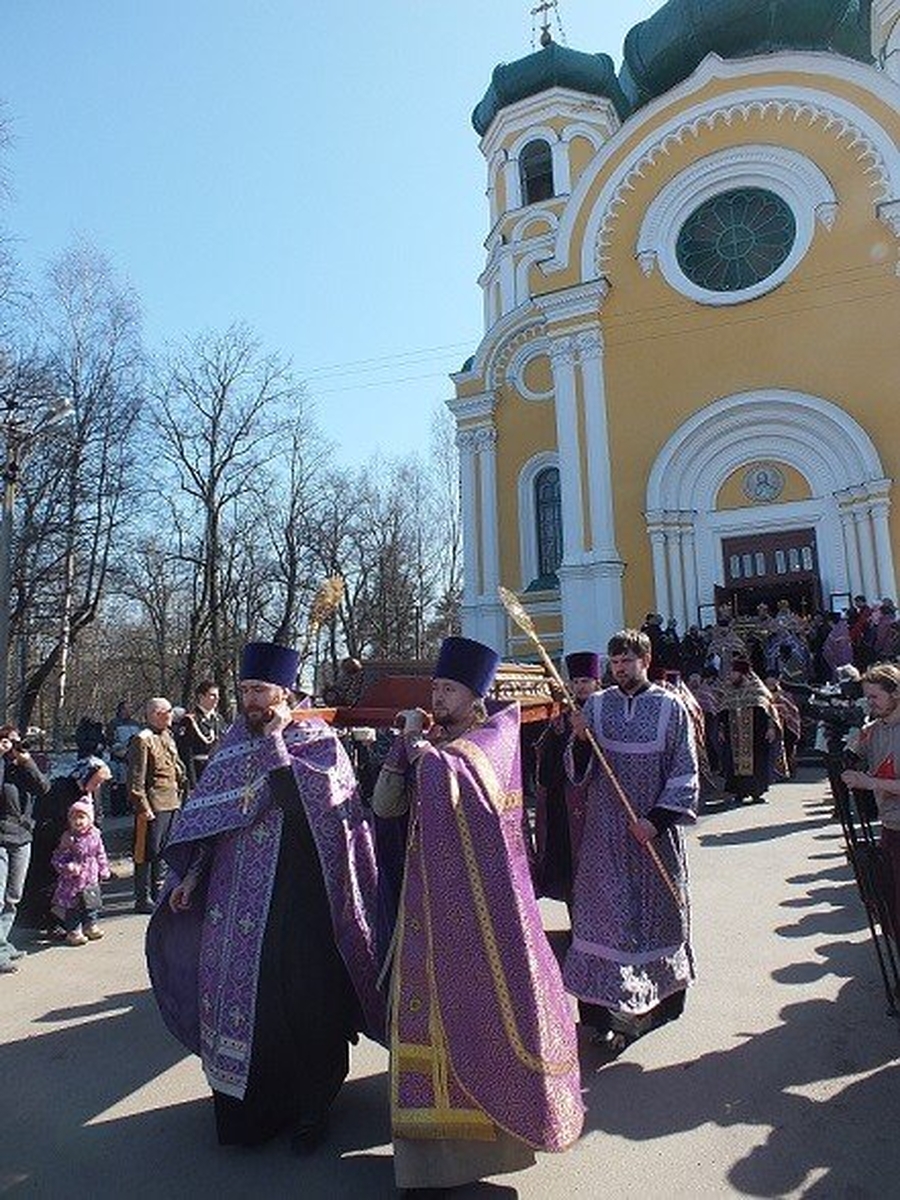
[619,0,873,110]
[472,40,629,137]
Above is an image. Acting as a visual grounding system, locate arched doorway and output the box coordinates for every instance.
[645,390,894,628]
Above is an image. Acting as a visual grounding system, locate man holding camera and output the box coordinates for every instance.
[0,727,50,973]
[843,663,900,935]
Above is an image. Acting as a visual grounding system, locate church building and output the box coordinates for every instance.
[449,0,900,658]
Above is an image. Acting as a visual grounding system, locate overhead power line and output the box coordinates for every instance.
[302,340,474,381]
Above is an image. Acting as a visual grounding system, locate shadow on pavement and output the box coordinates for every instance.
[1,982,397,1198]
[579,834,900,1198]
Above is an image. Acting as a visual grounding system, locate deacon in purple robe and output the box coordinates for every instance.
[146,641,385,1153]
[566,628,699,1051]
[372,636,583,1192]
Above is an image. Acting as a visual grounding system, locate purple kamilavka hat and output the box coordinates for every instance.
[240,642,300,690]
[565,651,601,680]
[433,637,500,698]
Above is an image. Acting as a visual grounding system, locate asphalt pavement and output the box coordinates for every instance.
[3,766,900,1199]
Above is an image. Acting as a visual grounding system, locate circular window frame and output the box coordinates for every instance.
[508,340,554,402]
[636,145,838,306]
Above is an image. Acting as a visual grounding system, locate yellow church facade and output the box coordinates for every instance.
[450,1,900,659]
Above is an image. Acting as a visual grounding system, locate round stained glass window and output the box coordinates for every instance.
[676,188,797,293]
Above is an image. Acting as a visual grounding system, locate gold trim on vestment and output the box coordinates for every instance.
[440,762,574,1077]
[393,1107,497,1142]
[733,706,755,777]
[443,738,522,814]
[390,802,496,1142]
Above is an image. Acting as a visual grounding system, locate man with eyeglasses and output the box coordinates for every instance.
[126,696,185,913]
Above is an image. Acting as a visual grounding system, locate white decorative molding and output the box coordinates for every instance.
[589,90,898,278]
[561,122,612,153]
[488,320,547,389]
[872,0,900,62]
[648,390,883,511]
[645,388,895,620]
[454,301,540,387]
[635,144,837,305]
[455,425,497,453]
[510,212,558,244]
[507,124,561,160]
[816,200,839,231]
[446,392,497,422]
[544,329,604,369]
[538,54,900,281]
[507,338,553,401]
[479,87,620,158]
[513,238,557,308]
[878,197,900,236]
[535,278,611,326]
[505,126,560,212]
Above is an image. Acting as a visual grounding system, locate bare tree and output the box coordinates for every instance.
[264,409,332,646]
[423,403,462,648]
[150,323,307,698]
[11,241,144,733]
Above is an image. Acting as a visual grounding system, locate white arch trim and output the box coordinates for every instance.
[646,389,894,621]
[647,389,883,510]
[539,52,900,279]
[636,144,838,304]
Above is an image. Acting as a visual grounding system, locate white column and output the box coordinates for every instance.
[838,502,862,598]
[550,137,570,195]
[665,521,686,630]
[537,280,623,648]
[498,251,516,317]
[578,329,619,558]
[869,481,897,600]
[647,520,670,619]
[456,428,483,623]
[448,390,502,647]
[503,157,520,212]
[855,506,879,600]
[547,335,585,564]
[681,516,700,629]
[476,426,500,597]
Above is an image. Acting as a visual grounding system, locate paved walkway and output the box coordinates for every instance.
[3,767,900,1198]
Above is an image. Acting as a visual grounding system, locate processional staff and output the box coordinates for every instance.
[498,585,685,911]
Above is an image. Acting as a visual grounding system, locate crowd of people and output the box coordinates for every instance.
[638,595,900,685]
[0,682,224,971]
[3,601,900,1193]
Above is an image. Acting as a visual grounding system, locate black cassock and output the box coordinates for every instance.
[213,766,362,1146]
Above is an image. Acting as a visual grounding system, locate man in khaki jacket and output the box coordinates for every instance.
[127,697,185,913]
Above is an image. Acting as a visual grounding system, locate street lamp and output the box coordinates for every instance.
[0,395,74,718]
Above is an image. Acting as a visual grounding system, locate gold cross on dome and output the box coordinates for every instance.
[530,0,561,48]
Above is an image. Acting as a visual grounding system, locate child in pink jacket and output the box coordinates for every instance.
[51,799,110,946]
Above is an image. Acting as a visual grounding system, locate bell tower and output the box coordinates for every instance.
[471,14,626,330]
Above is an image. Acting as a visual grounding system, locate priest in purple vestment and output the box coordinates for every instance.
[566,629,698,1051]
[146,641,385,1153]
[372,636,583,1192]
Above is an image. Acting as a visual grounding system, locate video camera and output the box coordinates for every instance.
[808,680,865,754]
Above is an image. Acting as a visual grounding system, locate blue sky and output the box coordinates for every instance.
[0,1,658,466]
